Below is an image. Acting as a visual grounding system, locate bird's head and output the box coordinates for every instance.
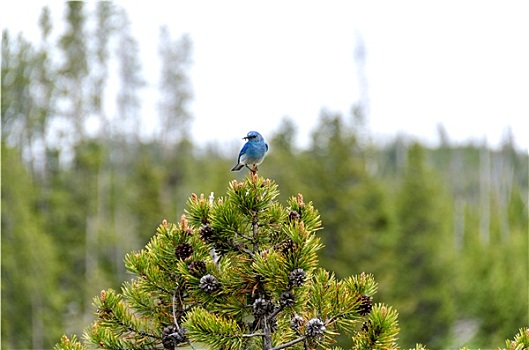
[243,131,263,142]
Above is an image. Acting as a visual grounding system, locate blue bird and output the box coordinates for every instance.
[231,131,269,173]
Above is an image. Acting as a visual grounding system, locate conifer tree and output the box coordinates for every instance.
[2,143,62,349]
[386,143,455,348]
[58,1,88,141]
[56,173,399,350]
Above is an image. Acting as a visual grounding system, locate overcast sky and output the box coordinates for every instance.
[2,1,528,151]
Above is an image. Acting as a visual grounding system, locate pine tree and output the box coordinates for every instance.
[157,27,193,152]
[1,30,40,166]
[301,111,390,278]
[386,143,456,348]
[115,7,144,140]
[56,173,399,350]
[2,143,62,349]
[58,1,89,142]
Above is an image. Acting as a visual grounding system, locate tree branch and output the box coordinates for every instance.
[268,306,283,321]
[172,287,180,330]
[242,332,266,338]
[271,336,307,350]
[252,210,259,252]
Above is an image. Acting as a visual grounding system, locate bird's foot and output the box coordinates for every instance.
[245,164,258,174]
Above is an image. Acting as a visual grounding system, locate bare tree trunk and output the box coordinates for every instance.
[497,154,514,242]
[453,198,465,250]
[31,280,44,349]
[479,143,490,245]
[451,149,464,250]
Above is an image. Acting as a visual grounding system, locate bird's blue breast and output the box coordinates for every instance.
[240,141,268,164]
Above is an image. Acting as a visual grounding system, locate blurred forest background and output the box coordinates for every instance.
[2,3,527,349]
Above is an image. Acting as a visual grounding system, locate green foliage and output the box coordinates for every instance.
[383,143,456,348]
[185,308,245,350]
[352,304,399,350]
[501,328,529,350]
[409,345,428,350]
[129,147,165,240]
[55,174,398,349]
[1,143,63,349]
[456,227,528,347]
[54,335,86,350]
[270,112,393,282]
[86,288,161,348]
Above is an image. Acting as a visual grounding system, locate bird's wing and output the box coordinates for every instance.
[237,142,250,162]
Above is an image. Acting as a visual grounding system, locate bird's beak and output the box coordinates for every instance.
[242,136,248,140]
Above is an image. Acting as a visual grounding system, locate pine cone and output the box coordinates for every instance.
[279,291,295,307]
[162,325,187,349]
[289,268,306,287]
[199,224,216,244]
[174,243,193,260]
[288,210,300,221]
[358,294,373,316]
[199,274,220,293]
[278,239,298,256]
[187,261,206,277]
[290,314,304,333]
[252,298,273,317]
[361,320,372,332]
[305,318,326,338]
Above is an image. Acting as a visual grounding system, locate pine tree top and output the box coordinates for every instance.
[57,174,399,350]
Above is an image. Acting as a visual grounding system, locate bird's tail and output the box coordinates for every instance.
[231,163,245,171]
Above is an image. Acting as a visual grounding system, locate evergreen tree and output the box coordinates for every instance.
[155,26,194,225]
[19,5,57,176]
[114,7,144,140]
[58,1,88,142]
[266,117,300,200]
[456,186,528,347]
[1,143,62,349]
[385,143,456,348]
[301,111,390,277]
[157,27,193,155]
[55,174,399,349]
[91,1,115,131]
[1,30,40,166]
[129,143,166,242]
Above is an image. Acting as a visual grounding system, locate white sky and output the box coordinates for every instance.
[2,1,528,151]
